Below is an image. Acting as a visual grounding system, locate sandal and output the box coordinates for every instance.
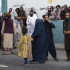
[23,64,28,66]
[10,52,14,54]
[2,53,7,55]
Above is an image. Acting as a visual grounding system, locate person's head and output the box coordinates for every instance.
[22,26,28,35]
[15,8,19,12]
[44,14,49,21]
[29,10,33,17]
[4,12,11,18]
[65,12,70,19]
[9,8,12,12]
[20,6,23,11]
[63,5,67,10]
[50,6,53,11]
[2,13,5,18]
[56,5,61,10]
[42,15,45,20]
[15,8,20,16]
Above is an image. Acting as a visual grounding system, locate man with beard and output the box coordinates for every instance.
[63,12,70,61]
[60,5,69,20]
[43,14,59,61]
[16,6,26,26]
[26,10,37,36]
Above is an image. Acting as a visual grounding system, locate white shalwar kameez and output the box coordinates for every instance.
[26,14,37,36]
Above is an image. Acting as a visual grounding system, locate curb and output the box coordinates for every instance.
[56,47,64,51]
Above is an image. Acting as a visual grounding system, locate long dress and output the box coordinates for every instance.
[43,21,57,59]
[17,34,32,59]
[32,19,46,63]
[13,19,22,47]
[63,20,70,57]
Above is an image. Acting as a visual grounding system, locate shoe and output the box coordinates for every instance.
[2,53,7,55]
[54,58,59,61]
[24,64,28,66]
[46,57,48,61]
[10,52,14,55]
[66,58,70,61]
[29,60,37,64]
[39,61,45,64]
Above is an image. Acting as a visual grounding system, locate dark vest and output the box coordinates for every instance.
[4,18,14,34]
[64,19,70,31]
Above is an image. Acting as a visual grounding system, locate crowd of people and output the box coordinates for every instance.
[0,4,70,66]
[47,5,70,20]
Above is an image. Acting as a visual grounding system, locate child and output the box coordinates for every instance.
[17,27,32,66]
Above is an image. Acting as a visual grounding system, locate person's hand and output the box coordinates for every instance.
[46,18,51,23]
[54,13,56,16]
[64,31,66,34]
[20,20,23,23]
[64,31,70,34]
[67,31,70,34]
[64,31,68,34]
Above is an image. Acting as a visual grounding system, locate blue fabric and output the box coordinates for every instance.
[31,19,46,63]
[44,22,57,58]
[24,58,28,64]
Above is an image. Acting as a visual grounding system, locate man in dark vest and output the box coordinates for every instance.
[63,12,70,61]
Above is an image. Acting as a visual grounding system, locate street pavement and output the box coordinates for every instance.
[0,50,70,70]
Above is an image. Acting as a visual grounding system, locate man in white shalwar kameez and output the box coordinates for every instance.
[26,10,37,36]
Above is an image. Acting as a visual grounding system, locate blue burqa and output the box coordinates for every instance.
[31,19,46,63]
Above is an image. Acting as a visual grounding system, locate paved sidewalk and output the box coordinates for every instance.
[0,50,70,70]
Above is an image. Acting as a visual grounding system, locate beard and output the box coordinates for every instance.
[29,14,33,17]
[65,19,69,22]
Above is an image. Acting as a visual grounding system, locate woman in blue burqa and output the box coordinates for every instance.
[30,19,46,63]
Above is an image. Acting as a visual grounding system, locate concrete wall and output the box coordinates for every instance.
[7,0,70,19]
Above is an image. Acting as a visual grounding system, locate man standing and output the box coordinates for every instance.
[26,10,37,36]
[18,6,26,26]
[43,14,58,61]
[63,12,70,61]
[60,5,69,20]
